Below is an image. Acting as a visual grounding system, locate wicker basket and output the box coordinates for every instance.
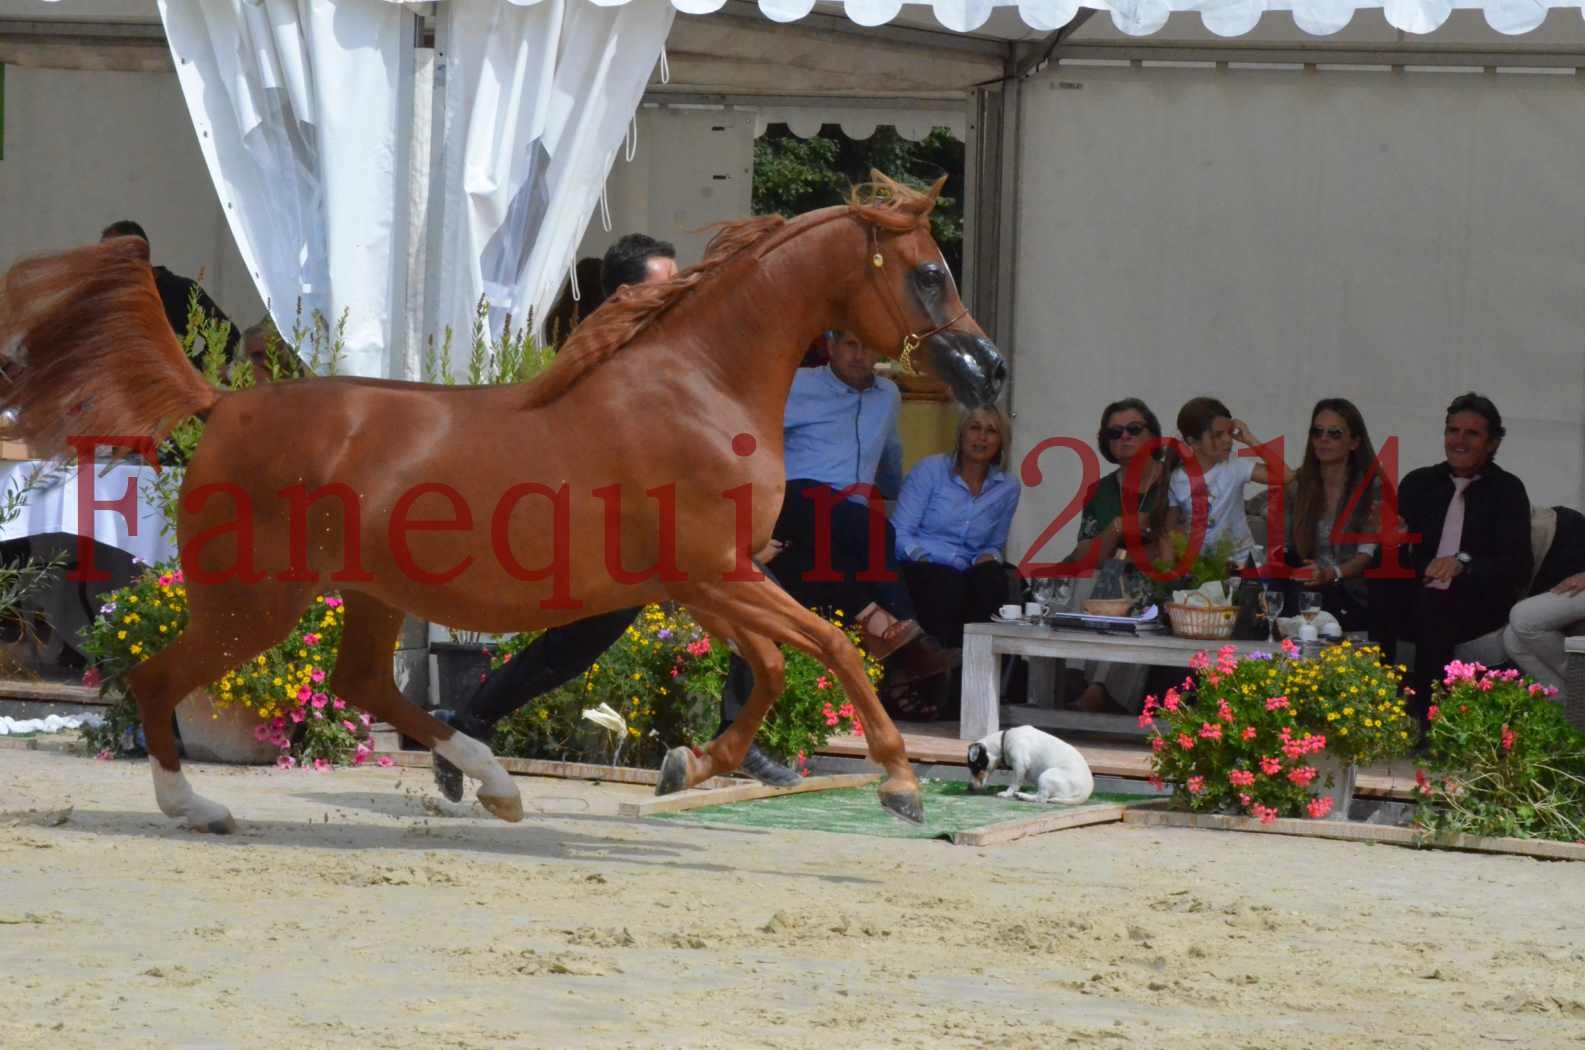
[1083,598,1134,617]
[1166,593,1237,640]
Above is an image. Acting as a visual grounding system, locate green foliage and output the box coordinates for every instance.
[0,464,68,639]
[1154,532,1239,593]
[1147,641,1411,820]
[489,604,878,770]
[1414,663,1585,842]
[422,297,555,386]
[753,124,965,278]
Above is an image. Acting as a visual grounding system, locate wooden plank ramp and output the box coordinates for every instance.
[951,802,1129,847]
[375,749,738,791]
[1124,802,1585,863]
[618,772,881,818]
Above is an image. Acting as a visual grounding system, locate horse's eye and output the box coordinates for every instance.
[916,265,947,292]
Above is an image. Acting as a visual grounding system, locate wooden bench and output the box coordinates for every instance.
[960,622,1270,742]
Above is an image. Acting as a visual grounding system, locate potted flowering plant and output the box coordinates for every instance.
[1413,661,1585,842]
[490,604,876,775]
[78,566,381,769]
[1145,639,1411,822]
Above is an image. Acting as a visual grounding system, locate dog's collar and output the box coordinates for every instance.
[996,728,1009,770]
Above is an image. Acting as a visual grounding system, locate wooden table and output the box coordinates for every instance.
[960,622,1271,742]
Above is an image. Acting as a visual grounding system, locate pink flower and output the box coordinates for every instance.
[815,675,831,690]
[96,748,113,762]
[377,755,395,768]
[311,669,326,683]
[1151,736,1167,753]
[1426,704,1439,721]
[1241,727,1258,741]
[341,719,358,733]
[1162,692,1181,713]
[172,570,184,584]
[252,724,272,742]
[1197,722,1223,742]
[311,692,328,709]
[1217,699,1235,723]
[303,633,320,647]
[323,596,343,608]
[332,698,346,711]
[686,639,712,658]
[157,573,173,586]
[359,713,372,727]
[1287,765,1318,786]
[1260,756,1282,776]
[1148,774,1166,791]
[1252,803,1279,824]
[1414,768,1429,790]
[1187,776,1206,794]
[1280,638,1300,658]
[353,750,368,766]
[1238,793,1252,808]
[1138,711,1155,729]
[669,667,679,678]
[1265,695,1289,712]
[81,667,102,689]
[1176,733,1196,751]
[1307,796,1334,819]
[276,755,296,769]
[1189,651,1211,672]
[312,758,329,771]
[1228,769,1256,787]
[290,709,306,724]
[1501,724,1516,752]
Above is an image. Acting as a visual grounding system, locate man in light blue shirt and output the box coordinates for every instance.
[763,332,950,676]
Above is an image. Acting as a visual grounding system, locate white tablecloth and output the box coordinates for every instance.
[0,460,175,566]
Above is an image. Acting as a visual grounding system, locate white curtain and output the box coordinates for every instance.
[429,0,675,359]
[158,0,406,378]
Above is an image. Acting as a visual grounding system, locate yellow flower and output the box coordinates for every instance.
[116,630,127,640]
[129,643,143,655]
[127,595,138,604]
[158,625,168,633]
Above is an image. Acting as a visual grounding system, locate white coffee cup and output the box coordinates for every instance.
[1024,601,1047,619]
[998,604,1022,620]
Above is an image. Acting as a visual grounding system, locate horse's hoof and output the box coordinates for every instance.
[478,792,524,823]
[655,747,692,796]
[432,753,466,804]
[192,813,237,835]
[879,786,925,825]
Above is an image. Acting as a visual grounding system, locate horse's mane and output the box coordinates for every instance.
[519,171,940,408]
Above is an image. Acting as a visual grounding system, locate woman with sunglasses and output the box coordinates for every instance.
[1284,398,1383,632]
[1065,398,1169,713]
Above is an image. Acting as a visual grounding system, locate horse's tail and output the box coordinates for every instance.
[0,236,221,458]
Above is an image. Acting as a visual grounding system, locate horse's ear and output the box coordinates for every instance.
[924,174,947,212]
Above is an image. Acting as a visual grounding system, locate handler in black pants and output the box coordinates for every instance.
[1387,393,1532,728]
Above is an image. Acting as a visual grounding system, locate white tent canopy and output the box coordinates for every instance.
[13,0,1584,383]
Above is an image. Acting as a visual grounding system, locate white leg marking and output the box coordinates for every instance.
[149,757,234,830]
[434,732,517,802]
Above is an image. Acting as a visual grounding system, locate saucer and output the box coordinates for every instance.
[990,613,1033,625]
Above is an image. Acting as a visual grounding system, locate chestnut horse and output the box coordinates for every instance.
[0,175,1005,832]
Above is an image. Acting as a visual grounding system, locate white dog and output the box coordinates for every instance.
[966,725,1094,805]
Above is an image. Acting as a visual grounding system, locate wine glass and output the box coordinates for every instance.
[1261,587,1286,645]
[1299,591,1324,626]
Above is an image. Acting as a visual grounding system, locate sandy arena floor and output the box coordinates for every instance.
[2,748,1584,1049]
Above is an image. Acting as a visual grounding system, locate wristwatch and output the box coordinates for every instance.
[1455,552,1472,567]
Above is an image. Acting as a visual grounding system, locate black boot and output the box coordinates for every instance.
[739,741,801,787]
[431,709,492,803]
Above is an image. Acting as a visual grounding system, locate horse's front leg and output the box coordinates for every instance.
[656,613,784,793]
[668,578,923,824]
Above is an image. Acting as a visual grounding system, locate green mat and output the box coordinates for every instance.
[653,779,1141,841]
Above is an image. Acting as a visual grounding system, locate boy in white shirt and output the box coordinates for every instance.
[1162,396,1289,563]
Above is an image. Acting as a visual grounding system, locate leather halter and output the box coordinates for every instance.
[995,727,1010,771]
[867,223,968,373]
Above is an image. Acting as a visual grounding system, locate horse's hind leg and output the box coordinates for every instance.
[668,578,923,823]
[327,593,522,822]
[126,584,310,833]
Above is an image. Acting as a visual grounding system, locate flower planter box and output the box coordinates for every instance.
[429,641,496,711]
[174,689,276,765]
[1312,753,1358,821]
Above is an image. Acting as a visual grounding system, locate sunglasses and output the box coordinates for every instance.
[1103,422,1149,441]
[1309,426,1348,441]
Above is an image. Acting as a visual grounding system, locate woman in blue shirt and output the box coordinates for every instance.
[894,405,1021,647]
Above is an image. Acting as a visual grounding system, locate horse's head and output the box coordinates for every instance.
[839,174,1006,408]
